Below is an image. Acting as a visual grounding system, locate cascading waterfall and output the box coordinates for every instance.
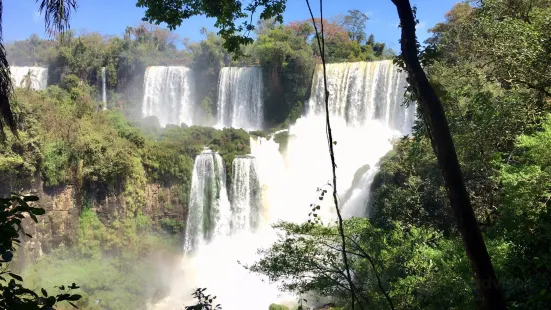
[184,151,231,253]
[216,67,264,130]
[286,60,415,219]
[156,149,283,310]
[230,156,261,233]
[10,66,48,90]
[307,60,413,132]
[153,60,415,310]
[101,67,107,109]
[142,66,195,127]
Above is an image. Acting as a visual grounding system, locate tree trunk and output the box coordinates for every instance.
[390,1,506,309]
[0,0,17,141]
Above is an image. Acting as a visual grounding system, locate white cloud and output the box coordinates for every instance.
[33,11,41,24]
[416,21,427,29]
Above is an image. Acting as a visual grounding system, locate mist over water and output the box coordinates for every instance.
[10,66,48,90]
[151,60,415,310]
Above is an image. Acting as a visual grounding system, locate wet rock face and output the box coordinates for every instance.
[18,185,78,267]
[14,181,186,267]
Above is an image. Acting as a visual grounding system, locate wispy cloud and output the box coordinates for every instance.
[416,21,427,30]
[33,11,41,24]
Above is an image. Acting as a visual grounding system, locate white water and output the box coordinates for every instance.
[184,151,231,253]
[153,60,414,310]
[101,67,107,109]
[10,66,48,90]
[290,60,415,218]
[142,66,195,127]
[216,67,264,130]
[230,156,262,233]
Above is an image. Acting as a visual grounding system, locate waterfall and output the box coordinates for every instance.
[142,66,195,127]
[230,156,261,233]
[152,60,414,310]
[10,66,48,90]
[216,67,264,130]
[184,151,231,253]
[286,60,415,219]
[308,60,414,132]
[101,67,107,109]
[250,136,286,223]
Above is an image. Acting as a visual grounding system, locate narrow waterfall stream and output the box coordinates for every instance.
[142,66,196,127]
[101,67,107,108]
[184,151,231,253]
[230,156,261,233]
[10,66,49,90]
[216,67,264,130]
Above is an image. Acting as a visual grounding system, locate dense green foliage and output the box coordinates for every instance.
[23,238,178,310]
[250,219,474,309]
[255,25,315,125]
[5,82,249,202]
[268,304,289,310]
[370,0,551,308]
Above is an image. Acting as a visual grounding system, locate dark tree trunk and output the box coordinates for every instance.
[390,1,506,309]
[0,0,17,141]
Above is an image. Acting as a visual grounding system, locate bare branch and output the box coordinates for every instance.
[304,0,358,308]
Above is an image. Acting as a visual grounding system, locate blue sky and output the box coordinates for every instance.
[4,0,459,51]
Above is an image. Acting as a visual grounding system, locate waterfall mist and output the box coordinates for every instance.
[142,66,196,127]
[10,66,48,90]
[216,67,264,130]
[289,60,415,218]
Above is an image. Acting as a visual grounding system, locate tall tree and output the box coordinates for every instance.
[390,0,506,309]
[0,0,77,140]
[342,9,369,43]
[0,0,14,141]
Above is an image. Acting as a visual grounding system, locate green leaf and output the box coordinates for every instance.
[9,273,23,281]
[45,296,57,306]
[32,208,46,215]
[68,294,82,301]
[2,251,13,262]
[23,196,39,202]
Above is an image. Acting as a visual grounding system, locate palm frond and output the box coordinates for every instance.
[0,0,16,142]
[37,0,78,38]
